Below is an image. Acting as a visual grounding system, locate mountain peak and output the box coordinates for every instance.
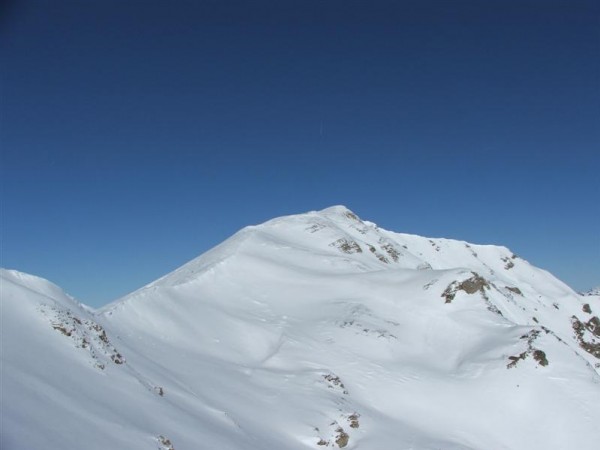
[6,208,600,450]
[261,205,365,230]
[315,204,361,219]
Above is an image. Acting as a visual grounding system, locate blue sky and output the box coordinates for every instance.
[1,0,598,307]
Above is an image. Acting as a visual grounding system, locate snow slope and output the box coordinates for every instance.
[3,206,600,449]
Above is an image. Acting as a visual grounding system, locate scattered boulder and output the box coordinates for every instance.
[501,257,515,270]
[157,435,175,450]
[533,350,549,366]
[323,374,348,395]
[442,272,490,303]
[347,413,360,428]
[335,427,349,448]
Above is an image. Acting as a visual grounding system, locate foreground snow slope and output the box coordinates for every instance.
[3,206,600,449]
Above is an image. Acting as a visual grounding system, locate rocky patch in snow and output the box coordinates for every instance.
[306,223,327,234]
[571,315,600,359]
[312,371,361,448]
[157,435,175,450]
[501,256,515,270]
[367,244,389,263]
[506,286,523,296]
[314,413,360,448]
[507,329,549,369]
[380,242,401,262]
[322,373,349,396]
[442,272,490,303]
[330,239,363,254]
[39,303,125,369]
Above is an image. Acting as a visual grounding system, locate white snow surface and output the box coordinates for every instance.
[2,205,600,449]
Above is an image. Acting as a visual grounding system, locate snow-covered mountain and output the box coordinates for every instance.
[3,206,600,450]
[583,287,600,297]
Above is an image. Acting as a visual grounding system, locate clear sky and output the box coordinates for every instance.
[1,0,598,308]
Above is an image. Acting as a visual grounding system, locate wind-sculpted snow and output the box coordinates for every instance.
[2,206,600,450]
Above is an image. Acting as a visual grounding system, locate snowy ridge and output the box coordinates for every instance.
[3,206,600,450]
[583,286,600,296]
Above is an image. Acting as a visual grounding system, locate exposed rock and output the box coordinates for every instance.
[335,427,349,448]
[506,287,523,296]
[52,324,73,336]
[442,272,490,303]
[533,350,548,366]
[330,239,362,254]
[323,374,348,395]
[41,304,126,369]
[571,316,600,359]
[587,316,600,337]
[380,243,401,262]
[507,352,528,369]
[368,245,389,263]
[347,413,360,428]
[501,257,515,270]
[507,330,549,368]
[344,211,360,221]
[428,239,441,252]
[157,435,175,450]
[306,223,326,233]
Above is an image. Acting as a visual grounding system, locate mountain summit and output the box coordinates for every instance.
[3,206,600,450]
